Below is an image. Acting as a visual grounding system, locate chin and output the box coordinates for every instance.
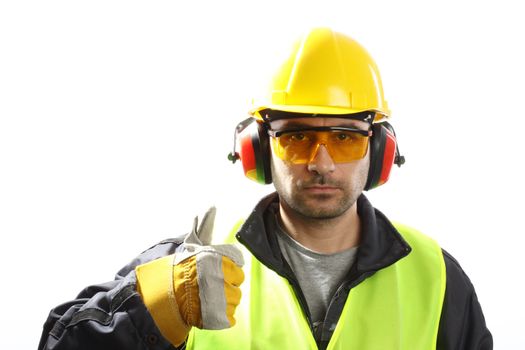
[294,201,352,220]
[301,207,348,220]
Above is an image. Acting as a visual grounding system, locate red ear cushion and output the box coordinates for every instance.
[239,132,258,180]
[365,123,397,190]
[237,121,272,184]
[377,128,397,187]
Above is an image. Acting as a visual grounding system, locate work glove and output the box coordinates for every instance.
[135,207,245,346]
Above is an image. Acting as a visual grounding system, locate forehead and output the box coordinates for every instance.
[269,117,370,130]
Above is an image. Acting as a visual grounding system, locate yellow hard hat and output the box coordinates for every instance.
[251,28,390,121]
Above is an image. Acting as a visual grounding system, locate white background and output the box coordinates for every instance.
[1,1,523,348]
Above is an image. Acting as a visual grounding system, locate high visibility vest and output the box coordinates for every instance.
[186,223,446,350]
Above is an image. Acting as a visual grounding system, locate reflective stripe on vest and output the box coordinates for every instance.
[187,222,446,350]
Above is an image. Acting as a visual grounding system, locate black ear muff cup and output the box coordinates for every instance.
[254,122,272,184]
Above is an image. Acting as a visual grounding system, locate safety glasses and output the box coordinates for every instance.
[268,126,372,164]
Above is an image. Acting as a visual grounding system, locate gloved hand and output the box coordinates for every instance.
[174,206,245,329]
[135,207,245,346]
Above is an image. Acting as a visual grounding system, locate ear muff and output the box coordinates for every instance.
[230,118,403,187]
[237,120,272,184]
[365,122,403,190]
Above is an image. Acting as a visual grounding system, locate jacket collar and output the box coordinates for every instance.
[355,194,411,272]
[235,192,411,277]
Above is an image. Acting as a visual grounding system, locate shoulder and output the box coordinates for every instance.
[393,224,481,294]
[438,249,493,349]
[392,223,443,264]
[391,224,493,347]
[441,249,475,290]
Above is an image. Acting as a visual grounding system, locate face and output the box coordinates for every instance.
[269,117,370,220]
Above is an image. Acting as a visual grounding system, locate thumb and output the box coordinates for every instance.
[184,206,216,246]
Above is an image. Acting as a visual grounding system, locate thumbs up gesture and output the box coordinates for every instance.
[173,207,245,330]
[135,207,244,346]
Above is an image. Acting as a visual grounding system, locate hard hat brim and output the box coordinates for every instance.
[251,105,390,122]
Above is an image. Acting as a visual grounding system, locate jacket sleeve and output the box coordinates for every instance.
[38,239,185,350]
[437,250,493,350]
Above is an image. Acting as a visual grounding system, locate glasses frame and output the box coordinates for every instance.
[267,126,372,138]
[267,125,373,164]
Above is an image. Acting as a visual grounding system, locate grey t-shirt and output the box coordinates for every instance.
[275,221,358,327]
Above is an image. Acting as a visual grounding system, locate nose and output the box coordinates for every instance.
[307,144,336,175]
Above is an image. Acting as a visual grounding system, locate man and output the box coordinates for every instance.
[39,28,492,349]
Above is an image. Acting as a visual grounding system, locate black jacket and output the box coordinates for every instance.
[39,193,492,349]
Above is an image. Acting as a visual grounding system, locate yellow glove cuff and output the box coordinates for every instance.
[135,255,190,347]
[173,256,202,328]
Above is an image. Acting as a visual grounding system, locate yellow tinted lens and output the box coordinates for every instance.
[271,130,369,164]
[272,130,315,163]
[325,131,369,163]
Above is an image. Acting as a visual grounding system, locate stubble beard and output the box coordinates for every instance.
[275,173,366,220]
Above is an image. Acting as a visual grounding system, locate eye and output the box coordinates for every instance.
[289,133,307,142]
[333,132,355,142]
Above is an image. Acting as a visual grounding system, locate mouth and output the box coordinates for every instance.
[303,185,340,194]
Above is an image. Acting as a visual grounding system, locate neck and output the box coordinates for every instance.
[278,201,361,254]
